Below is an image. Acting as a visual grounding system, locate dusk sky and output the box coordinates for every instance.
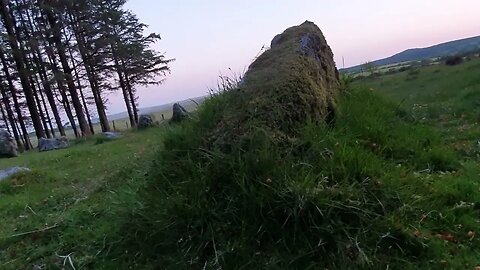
[105,0,480,114]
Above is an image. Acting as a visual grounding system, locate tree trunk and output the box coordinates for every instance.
[22,5,65,136]
[69,13,110,132]
[34,74,56,137]
[67,45,95,135]
[0,100,10,132]
[122,62,139,126]
[79,85,95,135]
[0,80,24,149]
[0,0,45,139]
[41,2,91,136]
[45,46,80,138]
[31,74,51,138]
[0,46,32,149]
[113,53,135,127]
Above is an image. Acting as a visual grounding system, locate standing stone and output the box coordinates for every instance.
[170,103,189,123]
[138,114,155,129]
[38,137,69,152]
[0,129,18,158]
[209,21,341,147]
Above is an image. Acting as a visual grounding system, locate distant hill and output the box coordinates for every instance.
[341,35,480,73]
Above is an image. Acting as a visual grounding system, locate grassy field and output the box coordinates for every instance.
[359,57,480,157]
[1,58,480,269]
[0,128,167,269]
[28,101,199,147]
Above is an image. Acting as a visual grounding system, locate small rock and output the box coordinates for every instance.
[0,167,30,181]
[0,129,18,158]
[38,137,69,152]
[103,132,122,139]
[138,114,155,129]
[170,103,189,123]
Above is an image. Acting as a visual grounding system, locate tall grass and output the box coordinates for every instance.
[117,86,460,269]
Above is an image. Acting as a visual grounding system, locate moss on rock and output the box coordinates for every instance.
[211,21,341,147]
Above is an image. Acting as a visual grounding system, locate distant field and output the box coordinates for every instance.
[358,57,480,106]
[28,98,201,147]
[358,57,480,156]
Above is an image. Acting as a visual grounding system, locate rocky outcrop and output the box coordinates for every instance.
[38,137,69,152]
[0,129,18,158]
[211,21,341,146]
[170,103,189,123]
[138,114,155,129]
[0,167,30,181]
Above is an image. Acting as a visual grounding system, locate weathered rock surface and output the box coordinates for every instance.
[0,129,18,158]
[38,137,69,152]
[211,21,341,146]
[0,167,30,181]
[170,103,189,123]
[138,114,155,129]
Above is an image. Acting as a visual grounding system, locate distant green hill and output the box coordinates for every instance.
[342,35,480,73]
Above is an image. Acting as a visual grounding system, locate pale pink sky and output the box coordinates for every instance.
[106,0,480,114]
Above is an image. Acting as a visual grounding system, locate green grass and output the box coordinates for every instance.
[357,57,480,159]
[1,58,480,269]
[0,128,166,269]
[113,85,477,269]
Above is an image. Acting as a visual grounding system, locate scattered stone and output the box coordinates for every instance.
[0,129,18,158]
[170,103,189,123]
[138,114,155,129]
[0,167,30,181]
[103,132,122,139]
[38,137,69,152]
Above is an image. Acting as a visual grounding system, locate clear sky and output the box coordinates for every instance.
[106,0,480,114]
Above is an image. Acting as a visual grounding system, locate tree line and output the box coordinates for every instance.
[0,0,172,150]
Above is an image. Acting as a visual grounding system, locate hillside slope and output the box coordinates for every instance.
[342,35,480,73]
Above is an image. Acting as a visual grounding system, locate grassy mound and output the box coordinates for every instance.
[122,86,461,269]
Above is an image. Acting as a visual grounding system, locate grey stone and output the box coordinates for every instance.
[38,137,69,152]
[138,114,155,129]
[170,103,189,123]
[0,129,18,158]
[103,132,122,139]
[300,34,320,61]
[0,167,30,181]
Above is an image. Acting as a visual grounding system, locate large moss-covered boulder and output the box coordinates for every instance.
[211,21,340,146]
